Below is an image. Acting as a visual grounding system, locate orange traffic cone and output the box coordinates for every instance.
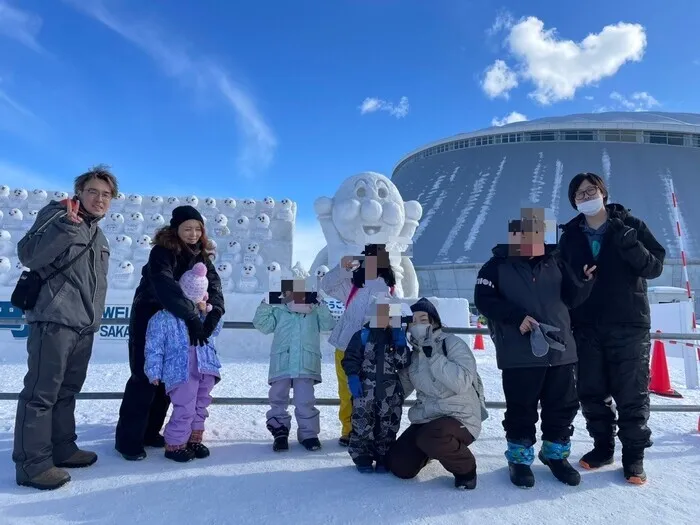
[473,319,485,351]
[649,332,682,398]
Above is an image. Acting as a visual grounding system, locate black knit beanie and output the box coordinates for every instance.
[410,297,443,328]
[170,205,204,230]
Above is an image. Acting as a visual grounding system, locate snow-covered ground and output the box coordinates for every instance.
[0,335,698,525]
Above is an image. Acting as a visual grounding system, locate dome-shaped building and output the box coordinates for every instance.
[391,111,700,303]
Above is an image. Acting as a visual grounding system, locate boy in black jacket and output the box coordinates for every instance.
[474,207,595,488]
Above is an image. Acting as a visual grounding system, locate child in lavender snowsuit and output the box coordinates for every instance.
[144,262,224,462]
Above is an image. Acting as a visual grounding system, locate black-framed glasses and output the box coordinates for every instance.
[574,186,599,201]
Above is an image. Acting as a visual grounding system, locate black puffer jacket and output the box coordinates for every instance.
[474,244,593,369]
[557,204,665,329]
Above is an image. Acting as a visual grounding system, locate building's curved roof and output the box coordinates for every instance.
[393,111,700,172]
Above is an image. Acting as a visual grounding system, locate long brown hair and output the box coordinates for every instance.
[152,221,212,258]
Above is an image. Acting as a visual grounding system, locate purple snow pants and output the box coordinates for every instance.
[163,347,217,446]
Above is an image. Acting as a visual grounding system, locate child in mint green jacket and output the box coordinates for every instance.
[253,288,336,452]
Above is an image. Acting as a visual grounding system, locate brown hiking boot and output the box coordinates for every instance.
[17,467,71,490]
[55,449,98,469]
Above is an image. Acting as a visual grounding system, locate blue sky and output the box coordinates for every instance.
[1,0,699,266]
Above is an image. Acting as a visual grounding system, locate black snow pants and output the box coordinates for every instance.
[501,363,579,447]
[574,324,652,452]
[114,302,170,456]
[13,322,94,482]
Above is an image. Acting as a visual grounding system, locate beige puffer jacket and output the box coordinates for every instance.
[399,329,488,440]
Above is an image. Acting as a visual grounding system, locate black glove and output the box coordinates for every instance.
[421,345,433,358]
[185,317,209,347]
[609,218,637,249]
[202,308,223,339]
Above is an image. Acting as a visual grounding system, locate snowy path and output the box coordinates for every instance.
[0,340,698,525]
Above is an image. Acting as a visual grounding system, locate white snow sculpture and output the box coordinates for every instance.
[213,214,230,237]
[216,262,234,293]
[275,198,294,222]
[185,195,199,208]
[124,212,145,236]
[0,230,12,257]
[267,261,282,292]
[224,240,242,264]
[164,196,180,214]
[112,234,133,261]
[148,213,165,232]
[5,209,23,228]
[231,215,250,241]
[243,242,263,267]
[237,264,258,293]
[0,185,10,205]
[223,198,237,214]
[262,196,275,211]
[0,209,4,226]
[125,194,143,213]
[111,260,136,289]
[28,189,48,210]
[111,192,126,212]
[103,212,125,235]
[315,265,330,279]
[133,234,152,262]
[252,213,271,240]
[145,196,164,214]
[311,171,423,298]
[0,255,12,286]
[240,199,257,218]
[24,209,38,228]
[52,191,69,202]
[10,188,28,209]
[291,261,309,279]
[203,198,218,218]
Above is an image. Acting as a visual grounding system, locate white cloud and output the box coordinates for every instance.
[481,59,519,99]
[359,96,409,118]
[491,111,528,127]
[292,219,326,271]
[0,160,61,190]
[482,16,647,105]
[486,9,514,37]
[595,90,660,113]
[0,0,43,52]
[63,0,276,177]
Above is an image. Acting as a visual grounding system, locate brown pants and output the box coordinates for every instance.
[386,417,476,478]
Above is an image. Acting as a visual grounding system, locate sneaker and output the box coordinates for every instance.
[144,434,166,448]
[17,467,71,491]
[273,436,289,452]
[579,440,614,470]
[538,451,581,486]
[188,442,210,459]
[454,472,477,490]
[301,438,322,451]
[508,463,535,488]
[164,447,195,463]
[338,436,350,447]
[55,450,98,469]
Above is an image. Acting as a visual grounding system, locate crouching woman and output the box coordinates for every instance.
[386,298,488,490]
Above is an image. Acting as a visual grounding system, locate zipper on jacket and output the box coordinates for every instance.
[81,224,98,336]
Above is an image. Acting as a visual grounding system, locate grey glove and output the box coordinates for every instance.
[530,323,566,358]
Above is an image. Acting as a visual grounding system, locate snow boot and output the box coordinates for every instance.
[187,430,210,459]
[539,441,580,486]
[356,464,374,474]
[144,434,166,448]
[17,467,71,491]
[505,441,535,488]
[454,471,477,490]
[579,439,614,470]
[120,450,147,461]
[165,444,195,462]
[338,435,350,447]
[273,436,289,452]
[354,457,374,473]
[301,438,322,451]
[55,449,98,469]
[622,449,647,485]
[374,457,389,474]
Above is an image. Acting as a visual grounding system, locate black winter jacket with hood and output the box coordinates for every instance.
[474,244,593,370]
[557,203,665,329]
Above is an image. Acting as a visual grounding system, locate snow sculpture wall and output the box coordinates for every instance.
[0,186,297,296]
[309,172,424,298]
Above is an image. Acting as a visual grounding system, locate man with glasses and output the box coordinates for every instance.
[12,165,118,490]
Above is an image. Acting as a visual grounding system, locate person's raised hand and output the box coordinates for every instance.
[66,199,83,224]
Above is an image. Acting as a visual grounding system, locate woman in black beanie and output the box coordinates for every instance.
[115,205,225,460]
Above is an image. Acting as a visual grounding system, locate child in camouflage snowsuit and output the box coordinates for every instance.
[341,298,412,473]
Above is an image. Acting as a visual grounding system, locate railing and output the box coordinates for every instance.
[0,318,698,411]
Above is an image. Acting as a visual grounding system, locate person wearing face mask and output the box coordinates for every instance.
[253,283,336,452]
[557,173,665,486]
[385,298,488,490]
[115,205,225,462]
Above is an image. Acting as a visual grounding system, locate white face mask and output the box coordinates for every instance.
[576,196,604,216]
[409,323,429,342]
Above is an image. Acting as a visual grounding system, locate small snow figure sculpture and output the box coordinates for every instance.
[113,234,133,261]
[262,196,275,211]
[24,209,38,228]
[28,189,48,210]
[125,211,145,236]
[213,213,230,237]
[232,215,250,241]
[110,192,126,212]
[0,255,12,285]
[133,234,152,262]
[267,261,282,292]
[204,197,217,212]
[145,195,164,214]
[185,195,199,208]
[0,185,10,205]
[243,242,263,266]
[53,191,69,202]
[148,213,165,232]
[240,198,257,218]
[103,212,125,235]
[252,213,272,240]
[315,265,330,279]
[111,260,136,289]
[0,230,12,257]
[223,198,237,213]
[164,196,180,213]
[216,262,234,292]
[237,264,258,293]
[125,194,143,213]
[10,188,28,209]
[275,198,294,221]
[5,209,23,228]
[225,239,242,264]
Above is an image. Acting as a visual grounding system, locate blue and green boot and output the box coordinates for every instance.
[505,442,535,488]
[539,441,580,486]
